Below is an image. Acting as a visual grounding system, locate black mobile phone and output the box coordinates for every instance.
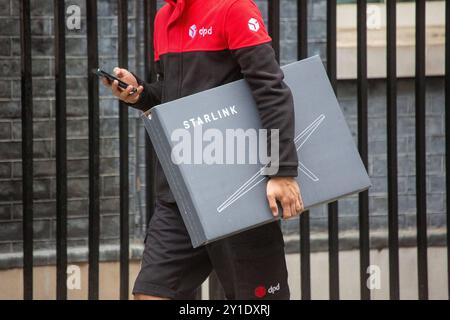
[93,68,137,94]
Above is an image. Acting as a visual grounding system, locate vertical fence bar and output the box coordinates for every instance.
[134,1,142,74]
[20,0,33,301]
[118,0,130,300]
[357,0,370,300]
[134,0,143,234]
[144,0,157,226]
[328,202,340,299]
[446,0,450,300]
[268,0,280,62]
[386,0,400,300]
[415,0,428,300]
[297,0,307,60]
[297,0,311,301]
[54,0,68,300]
[87,0,100,300]
[327,0,340,301]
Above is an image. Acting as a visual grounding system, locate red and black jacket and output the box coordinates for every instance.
[132,0,298,202]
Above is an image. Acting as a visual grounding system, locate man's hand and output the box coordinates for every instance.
[267,177,304,219]
[101,68,144,104]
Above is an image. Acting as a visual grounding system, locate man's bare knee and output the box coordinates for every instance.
[134,293,170,300]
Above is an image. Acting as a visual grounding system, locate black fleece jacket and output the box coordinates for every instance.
[129,0,298,203]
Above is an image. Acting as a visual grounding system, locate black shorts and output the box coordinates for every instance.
[133,200,290,300]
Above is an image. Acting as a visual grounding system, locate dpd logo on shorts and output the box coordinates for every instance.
[254,283,280,298]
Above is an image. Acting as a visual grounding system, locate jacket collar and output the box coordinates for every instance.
[165,0,187,26]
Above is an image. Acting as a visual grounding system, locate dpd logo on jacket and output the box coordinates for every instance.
[189,24,213,39]
[189,24,197,38]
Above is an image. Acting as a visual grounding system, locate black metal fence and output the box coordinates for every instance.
[17,0,450,300]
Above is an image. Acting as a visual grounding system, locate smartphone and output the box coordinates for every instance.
[93,68,137,95]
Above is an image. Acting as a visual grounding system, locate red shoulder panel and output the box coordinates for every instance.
[224,0,272,50]
[153,0,271,60]
[153,3,172,61]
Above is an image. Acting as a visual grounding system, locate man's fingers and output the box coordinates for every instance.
[281,198,292,220]
[294,188,303,213]
[132,85,144,98]
[114,67,124,78]
[119,85,135,101]
[266,178,303,219]
[300,193,305,212]
[267,194,278,217]
[290,198,297,218]
[103,69,142,105]
[295,196,302,214]
[127,86,144,104]
[111,80,122,98]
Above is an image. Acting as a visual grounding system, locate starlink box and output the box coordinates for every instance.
[143,55,372,248]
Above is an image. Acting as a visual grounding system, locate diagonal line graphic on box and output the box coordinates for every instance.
[217,114,326,213]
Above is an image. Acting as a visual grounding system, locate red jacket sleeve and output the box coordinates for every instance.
[224,0,272,50]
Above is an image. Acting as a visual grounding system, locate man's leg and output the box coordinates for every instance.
[133,200,212,300]
[207,222,290,300]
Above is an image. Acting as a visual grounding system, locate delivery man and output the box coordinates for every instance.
[102,0,304,300]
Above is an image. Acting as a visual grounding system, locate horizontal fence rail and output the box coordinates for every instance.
[12,0,449,300]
